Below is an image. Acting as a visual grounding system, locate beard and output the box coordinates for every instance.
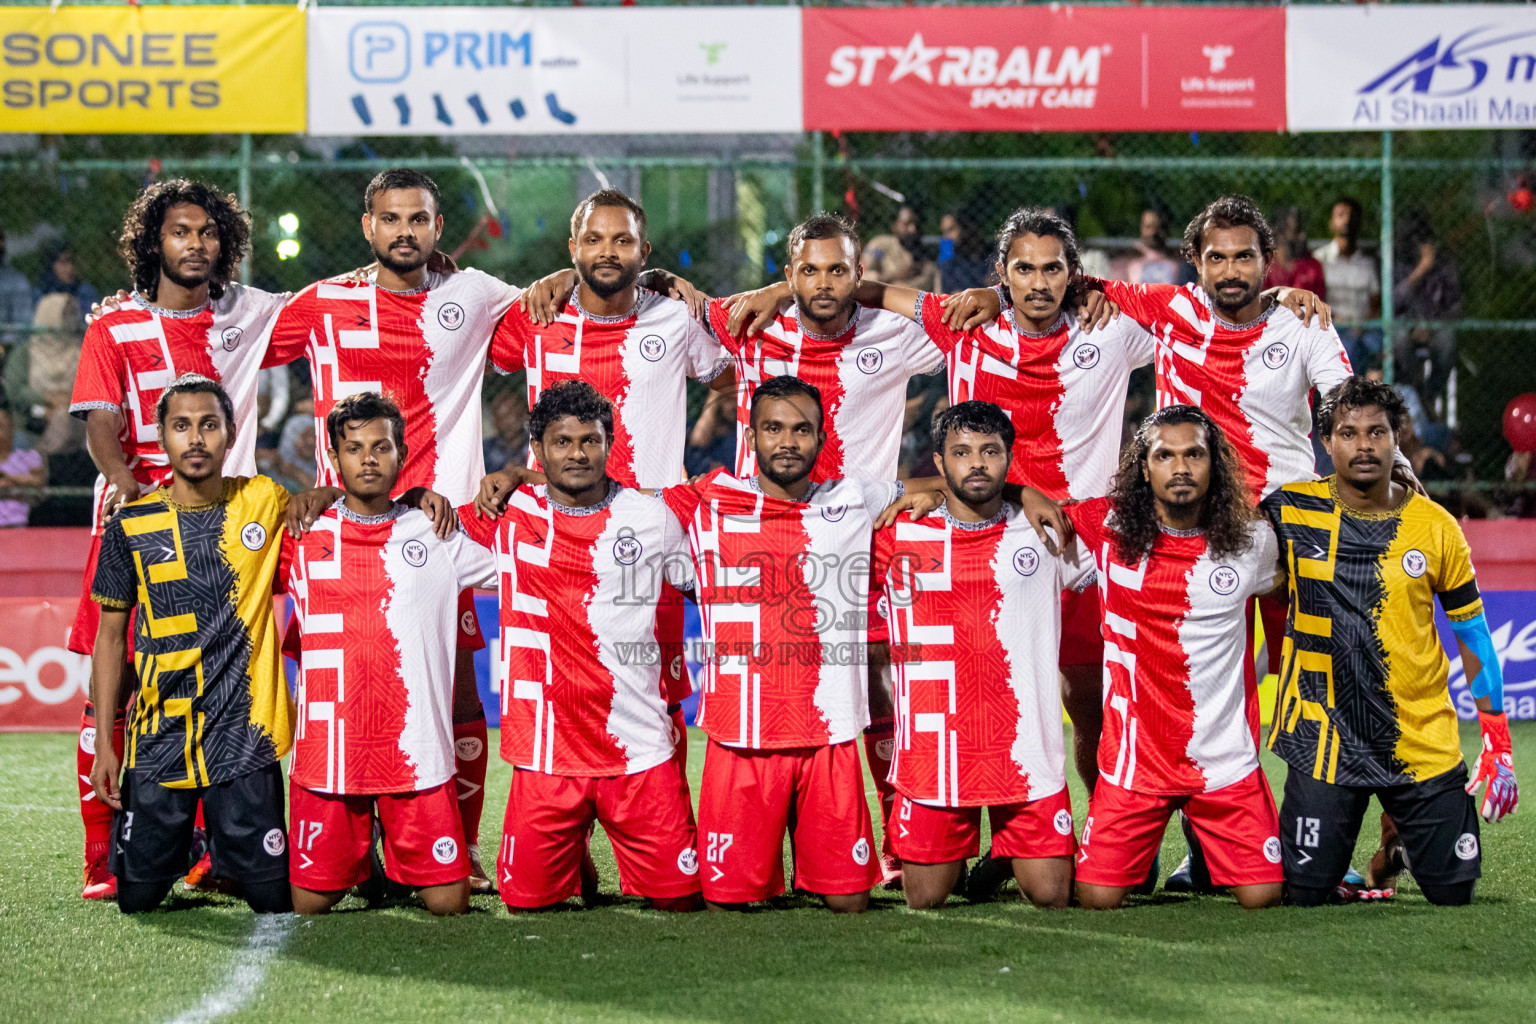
[756,447,815,489]
[161,258,212,292]
[374,238,429,276]
[795,291,857,332]
[577,257,641,300]
[943,466,1005,508]
[1207,276,1262,315]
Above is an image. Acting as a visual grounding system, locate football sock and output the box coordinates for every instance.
[78,704,126,848]
[863,720,897,862]
[453,717,489,846]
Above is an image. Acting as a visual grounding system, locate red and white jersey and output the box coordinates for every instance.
[264,268,522,504]
[706,299,943,482]
[459,483,693,777]
[1100,281,1352,499]
[1067,497,1280,796]
[286,503,497,795]
[916,292,1155,500]
[664,470,902,749]
[875,504,1095,807]
[490,288,728,488]
[69,285,288,530]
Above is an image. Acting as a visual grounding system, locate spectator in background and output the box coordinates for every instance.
[1125,208,1183,285]
[1394,212,1461,417]
[0,405,45,526]
[482,388,529,474]
[684,393,734,478]
[34,240,99,326]
[6,293,87,457]
[1264,206,1327,297]
[898,372,947,480]
[1314,196,1382,372]
[865,204,938,290]
[267,411,316,494]
[0,225,34,346]
[936,208,991,291]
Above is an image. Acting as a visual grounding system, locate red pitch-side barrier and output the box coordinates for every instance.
[2,522,1533,730]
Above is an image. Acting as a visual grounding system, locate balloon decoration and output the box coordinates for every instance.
[1504,393,1536,453]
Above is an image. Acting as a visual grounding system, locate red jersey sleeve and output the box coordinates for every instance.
[260,288,316,369]
[661,475,709,527]
[69,319,127,416]
[1065,496,1111,555]
[915,291,968,356]
[1093,279,1186,333]
[274,531,297,596]
[489,304,532,374]
[456,502,499,549]
[705,298,745,355]
[868,524,898,644]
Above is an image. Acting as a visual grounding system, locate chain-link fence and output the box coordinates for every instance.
[3,93,1535,522]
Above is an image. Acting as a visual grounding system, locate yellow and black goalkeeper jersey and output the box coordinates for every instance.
[92,476,293,788]
[1261,478,1483,787]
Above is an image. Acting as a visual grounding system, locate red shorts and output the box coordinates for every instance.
[892,787,1076,864]
[1076,768,1283,888]
[1256,592,1288,676]
[669,705,689,770]
[496,758,700,909]
[70,471,163,655]
[288,780,469,891]
[696,739,879,903]
[456,589,486,652]
[1059,584,1104,668]
[657,582,691,705]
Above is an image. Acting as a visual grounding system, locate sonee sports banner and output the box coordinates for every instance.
[801,5,1286,133]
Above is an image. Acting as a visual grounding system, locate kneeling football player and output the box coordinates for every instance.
[874,401,1095,909]
[1264,378,1518,906]
[1068,406,1285,910]
[284,392,495,916]
[465,382,704,913]
[88,375,296,914]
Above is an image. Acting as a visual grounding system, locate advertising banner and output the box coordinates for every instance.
[1442,592,1536,721]
[802,6,1285,133]
[0,599,90,732]
[0,6,305,134]
[307,7,801,135]
[1288,5,1536,131]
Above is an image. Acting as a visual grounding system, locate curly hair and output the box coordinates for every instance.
[118,179,250,302]
[1181,194,1276,264]
[993,206,1084,308]
[1316,376,1406,438]
[528,380,614,448]
[326,391,405,453]
[1106,404,1257,564]
[932,399,1015,452]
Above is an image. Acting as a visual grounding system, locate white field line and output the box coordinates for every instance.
[163,914,295,1024]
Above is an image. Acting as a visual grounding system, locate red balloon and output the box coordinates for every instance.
[1505,393,1536,452]
[1511,188,1534,213]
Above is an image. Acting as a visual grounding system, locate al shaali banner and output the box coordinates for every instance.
[0,6,305,133]
[1288,4,1536,131]
[306,7,802,135]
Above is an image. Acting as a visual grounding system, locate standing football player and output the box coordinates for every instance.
[1068,406,1284,911]
[88,375,294,914]
[464,382,703,912]
[874,401,1094,909]
[285,392,494,916]
[1264,377,1517,906]
[68,180,291,899]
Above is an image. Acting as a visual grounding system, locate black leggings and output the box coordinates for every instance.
[1289,880,1474,908]
[119,878,292,914]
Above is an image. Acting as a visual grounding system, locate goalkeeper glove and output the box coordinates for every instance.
[1466,711,1518,823]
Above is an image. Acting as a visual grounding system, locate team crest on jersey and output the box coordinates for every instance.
[876,595,891,621]
[852,837,871,865]
[669,654,684,680]
[432,836,460,865]
[639,334,666,362]
[263,828,286,856]
[1402,549,1428,578]
[821,505,847,522]
[856,348,883,374]
[1013,547,1039,576]
[455,736,484,760]
[403,539,429,567]
[1262,342,1291,370]
[613,530,643,565]
[240,522,267,551]
[1456,832,1479,860]
[1072,343,1100,370]
[677,848,699,875]
[437,302,465,330]
[1208,565,1240,595]
[1263,836,1283,863]
[875,738,895,761]
[220,326,243,352]
[1053,809,1073,836]
[461,610,478,635]
[79,726,96,754]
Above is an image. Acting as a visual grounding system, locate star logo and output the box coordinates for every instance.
[887,33,942,84]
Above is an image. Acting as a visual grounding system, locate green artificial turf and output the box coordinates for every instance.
[2,724,1533,1024]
